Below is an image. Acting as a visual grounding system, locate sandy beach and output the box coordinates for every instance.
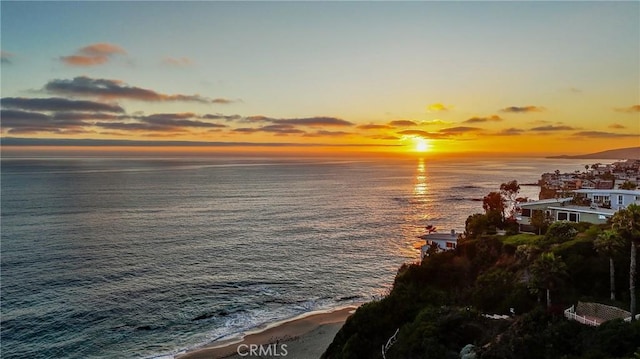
[176,306,357,359]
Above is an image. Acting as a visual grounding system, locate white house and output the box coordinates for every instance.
[573,189,640,211]
[420,229,459,258]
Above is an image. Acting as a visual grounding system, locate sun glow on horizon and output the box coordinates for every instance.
[415,138,431,153]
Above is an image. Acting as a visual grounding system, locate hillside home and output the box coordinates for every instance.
[517,189,640,232]
[420,229,459,258]
[574,189,640,210]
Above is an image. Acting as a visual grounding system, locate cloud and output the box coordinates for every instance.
[136,113,227,129]
[369,135,401,140]
[427,103,451,112]
[163,57,193,66]
[201,113,242,121]
[211,98,238,104]
[614,105,640,113]
[439,126,482,135]
[608,123,626,129]
[232,124,306,135]
[2,137,401,148]
[571,131,639,138]
[420,119,452,126]
[357,124,394,130]
[60,43,126,67]
[45,76,224,103]
[274,116,353,127]
[305,130,352,137]
[530,125,575,131]
[499,106,545,113]
[1,97,124,113]
[462,115,503,124]
[494,128,525,136]
[1,51,14,64]
[397,129,449,139]
[1,109,89,134]
[239,116,352,127]
[388,120,417,127]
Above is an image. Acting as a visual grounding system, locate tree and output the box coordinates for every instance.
[465,213,489,238]
[530,252,568,308]
[483,191,505,228]
[545,221,578,243]
[611,203,640,320]
[500,180,521,219]
[620,181,638,190]
[594,230,626,301]
[530,210,552,235]
[585,164,589,172]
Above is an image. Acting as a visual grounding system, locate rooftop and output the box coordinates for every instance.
[547,205,617,216]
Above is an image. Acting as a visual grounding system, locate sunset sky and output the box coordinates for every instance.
[1,1,638,157]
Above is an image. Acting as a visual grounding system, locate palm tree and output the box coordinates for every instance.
[611,203,640,320]
[594,229,625,301]
[530,252,568,308]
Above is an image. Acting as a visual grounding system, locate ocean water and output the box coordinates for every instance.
[0,157,587,358]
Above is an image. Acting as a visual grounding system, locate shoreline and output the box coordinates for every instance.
[176,305,358,359]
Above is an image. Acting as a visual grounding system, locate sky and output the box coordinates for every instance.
[1,1,639,157]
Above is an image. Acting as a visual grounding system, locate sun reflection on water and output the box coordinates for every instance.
[414,158,428,196]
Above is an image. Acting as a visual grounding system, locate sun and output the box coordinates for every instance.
[415,138,431,152]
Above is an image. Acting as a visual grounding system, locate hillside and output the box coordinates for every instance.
[548,147,640,160]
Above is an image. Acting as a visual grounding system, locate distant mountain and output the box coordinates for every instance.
[548,147,640,160]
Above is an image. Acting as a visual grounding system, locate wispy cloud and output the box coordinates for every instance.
[162,57,193,67]
[1,51,15,64]
[614,105,640,113]
[233,124,305,135]
[608,123,626,129]
[439,126,482,135]
[2,137,400,148]
[369,134,400,140]
[135,113,227,129]
[304,130,352,137]
[60,43,126,67]
[357,124,394,130]
[462,115,503,124]
[45,76,229,104]
[500,106,545,113]
[1,97,124,113]
[427,103,452,112]
[571,131,639,138]
[1,109,89,134]
[274,117,353,127]
[493,128,525,136]
[388,120,417,127]
[397,129,448,139]
[420,119,452,126]
[530,125,575,131]
[202,113,242,121]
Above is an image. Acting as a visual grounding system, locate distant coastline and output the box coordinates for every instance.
[547,147,640,160]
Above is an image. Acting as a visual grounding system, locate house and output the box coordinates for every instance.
[574,189,640,210]
[516,189,640,231]
[420,229,458,258]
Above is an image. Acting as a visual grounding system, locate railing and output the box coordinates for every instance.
[564,305,599,326]
[381,328,399,359]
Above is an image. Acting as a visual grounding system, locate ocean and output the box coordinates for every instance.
[0,156,588,358]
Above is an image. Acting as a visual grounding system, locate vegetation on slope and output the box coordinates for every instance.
[322,186,640,359]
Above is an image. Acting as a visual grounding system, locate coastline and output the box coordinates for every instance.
[176,306,358,359]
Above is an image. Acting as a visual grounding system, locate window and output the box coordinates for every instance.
[618,195,624,205]
[521,208,531,217]
[557,212,579,222]
[446,242,456,249]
